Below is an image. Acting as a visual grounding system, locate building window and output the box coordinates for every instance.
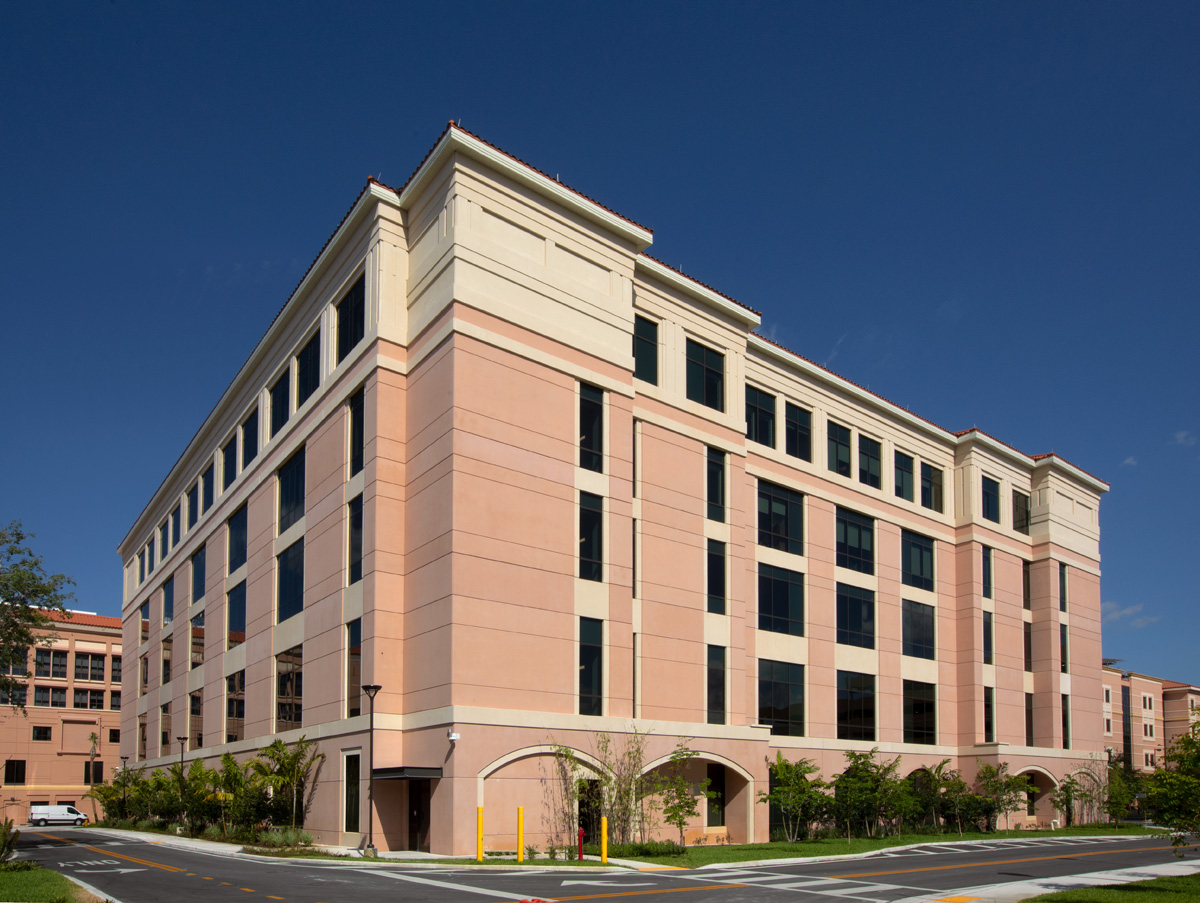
[278,447,306,533]
[579,492,603,582]
[920,463,943,512]
[707,764,726,828]
[191,546,206,604]
[348,495,364,585]
[171,505,181,547]
[336,275,365,364]
[111,655,122,683]
[903,680,937,745]
[191,613,205,669]
[895,451,914,501]
[34,648,50,677]
[1022,561,1031,610]
[685,338,724,411]
[160,522,169,559]
[837,671,875,741]
[579,617,603,716]
[348,387,365,477]
[758,481,804,556]
[202,462,214,513]
[138,713,147,759]
[984,686,995,743]
[1060,623,1069,674]
[836,584,875,649]
[902,600,935,660]
[228,504,248,573]
[75,653,105,682]
[707,540,726,614]
[139,655,148,696]
[161,637,172,685]
[745,385,775,447]
[162,577,174,626]
[33,686,49,707]
[276,646,303,732]
[759,660,804,736]
[579,383,604,472]
[983,611,994,665]
[296,330,321,407]
[277,538,305,623]
[785,403,811,462]
[3,760,26,785]
[33,725,51,742]
[242,409,259,466]
[1059,563,1068,612]
[1024,622,1033,672]
[1026,693,1035,746]
[982,477,1000,523]
[1062,694,1071,749]
[347,619,362,718]
[901,530,934,591]
[227,581,247,649]
[222,436,238,490]
[344,753,361,833]
[982,546,993,599]
[161,702,172,755]
[147,537,155,575]
[1013,490,1030,534]
[110,691,121,710]
[73,689,88,708]
[758,564,805,637]
[138,550,145,584]
[707,645,725,725]
[52,650,66,679]
[633,315,658,384]
[835,508,873,574]
[270,371,290,439]
[187,484,199,531]
[0,686,26,707]
[827,421,851,477]
[190,691,203,749]
[859,436,881,489]
[140,601,150,642]
[706,447,725,522]
[226,670,245,742]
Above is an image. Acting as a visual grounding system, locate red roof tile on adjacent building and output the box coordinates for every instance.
[46,609,122,629]
[639,254,762,317]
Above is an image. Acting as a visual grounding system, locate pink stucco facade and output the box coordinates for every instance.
[118,124,1110,854]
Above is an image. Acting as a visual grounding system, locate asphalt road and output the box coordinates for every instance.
[14,828,1198,903]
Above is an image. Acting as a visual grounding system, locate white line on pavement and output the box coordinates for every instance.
[364,867,548,899]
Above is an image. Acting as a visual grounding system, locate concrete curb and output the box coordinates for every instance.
[62,871,127,903]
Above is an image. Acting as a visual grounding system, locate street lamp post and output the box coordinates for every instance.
[362,684,382,855]
[176,736,187,830]
[120,755,129,820]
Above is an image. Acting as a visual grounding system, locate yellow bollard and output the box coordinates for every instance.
[477,806,483,862]
[517,807,524,862]
[601,815,607,864]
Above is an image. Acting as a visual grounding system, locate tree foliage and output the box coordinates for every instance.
[655,739,712,846]
[757,752,828,841]
[975,761,1032,834]
[1145,722,1200,855]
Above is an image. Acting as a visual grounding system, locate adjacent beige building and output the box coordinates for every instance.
[118,124,1110,854]
[1102,666,1200,772]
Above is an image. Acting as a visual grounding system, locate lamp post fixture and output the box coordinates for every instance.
[176,736,187,829]
[120,755,129,820]
[362,684,382,855]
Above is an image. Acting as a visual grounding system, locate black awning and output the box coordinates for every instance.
[371,766,443,780]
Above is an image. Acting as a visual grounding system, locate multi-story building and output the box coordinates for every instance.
[1162,680,1200,752]
[0,610,123,822]
[117,123,1109,854]
[1102,666,1200,772]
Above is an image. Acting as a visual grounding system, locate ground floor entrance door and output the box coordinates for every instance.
[407,779,431,852]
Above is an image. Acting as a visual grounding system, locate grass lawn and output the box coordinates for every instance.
[629,825,1163,868]
[1022,872,1200,901]
[0,865,106,902]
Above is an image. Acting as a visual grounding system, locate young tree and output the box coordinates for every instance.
[87,732,100,823]
[593,729,652,845]
[938,769,973,836]
[975,761,1031,834]
[1145,722,1200,856]
[756,752,828,841]
[831,749,903,840]
[1102,754,1139,823]
[0,521,74,707]
[655,739,711,846]
[250,736,326,829]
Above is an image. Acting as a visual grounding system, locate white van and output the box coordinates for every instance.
[29,805,88,826]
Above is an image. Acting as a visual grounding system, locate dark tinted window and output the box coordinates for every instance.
[984,686,995,743]
[706,447,725,522]
[758,481,803,555]
[902,600,935,659]
[983,610,994,665]
[278,448,306,533]
[336,275,366,364]
[201,463,214,513]
[895,452,914,501]
[346,619,362,718]
[171,506,181,546]
[187,484,199,529]
[1059,563,1068,612]
[982,477,1000,523]
[759,564,804,636]
[1060,623,1069,674]
[707,540,725,614]
[903,680,937,745]
[277,538,305,623]
[1013,490,1031,534]
[348,388,365,477]
[242,409,259,466]
[785,403,811,461]
[579,492,603,582]
[836,583,875,649]
[836,508,874,574]
[858,436,881,489]
[579,617,602,716]
[837,671,875,741]
[227,582,246,649]
[1024,622,1033,672]
[633,316,657,384]
[901,530,934,591]
[745,385,775,447]
[759,659,804,736]
[296,331,321,406]
[685,339,723,411]
[982,546,993,598]
[162,577,174,626]
[191,546,206,604]
[222,437,237,490]
[270,372,290,438]
[579,383,603,473]
[921,463,943,512]
[827,421,851,477]
[707,645,725,725]
[348,495,363,585]
[227,505,248,573]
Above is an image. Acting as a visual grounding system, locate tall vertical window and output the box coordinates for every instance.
[161,637,172,684]
[187,484,199,530]
[685,339,724,411]
[3,760,26,786]
[147,537,155,575]
[1059,563,1068,612]
[835,508,873,574]
[707,645,725,725]
[348,387,365,477]
[344,753,361,833]
[902,600,935,659]
[707,540,725,614]
[201,463,214,513]
[296,331,321,407]
[1022,561,1031,610]
[270,371,290,438]
[227,581,246,649]
[1013,490,1030,534]
[346,618,362,717]
[138,550,146,583]
[754,561,805,635]
[836,584,875,649]
[784,403,811,461]
[222,436,237,490]
[191,546,206,605]
[225,670,245,742]
[191,613,205,669]
[903,680,937,745]
[242,409,259,466]
[982,476,1000,523]
[984,687,995,743]
[895,451,914,501]
[982,546,993,599]
[579,492,603,582]
[633,315,658,385]
[1060,623,1069,674]
[758,481,804,555]
[227,505,248,573]
[189,691,203,749]
[901,530,934,591]
[982,611,994,665]
[139,655,148,696]
[837,671,875,741]
[1025,693,1035,746]
[162,577,174,626]
[276,646,303,732]
[758,660,804,736]
[706,447,725,522]
[278,448,306,533]
[111,655,122,683]
[745,385,775,447]
[51,650,66,678]
[579,617,603,716]
[858,436,881,489]
[579,383,604,472]
[171,506,181,547]
[827,421,851,477]
[707,764,726,828]
[1023,622,1033,672]
[277,539,305,623]
[160,522,169,558]
[347,495,364,585]
[920,463,943,512]
[1061,694,1071,749]
[336,275,366,364]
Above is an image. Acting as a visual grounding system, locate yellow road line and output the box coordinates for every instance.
[32,832,185,872]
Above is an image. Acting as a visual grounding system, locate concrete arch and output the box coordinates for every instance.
[478,744,605,781]
[1013,764,1060,787]
[641,749,754,784]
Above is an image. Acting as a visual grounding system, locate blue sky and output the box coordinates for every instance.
[3,2,1197,681]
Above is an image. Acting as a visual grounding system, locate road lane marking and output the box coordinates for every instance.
[32,832,185,872]
[933,897,982,902]
[553,886,743,900]
[366,869,546,899]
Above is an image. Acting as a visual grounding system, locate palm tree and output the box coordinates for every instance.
[250,736,325,830]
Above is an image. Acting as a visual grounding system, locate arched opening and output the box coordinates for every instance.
[1016,768,1058,826]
